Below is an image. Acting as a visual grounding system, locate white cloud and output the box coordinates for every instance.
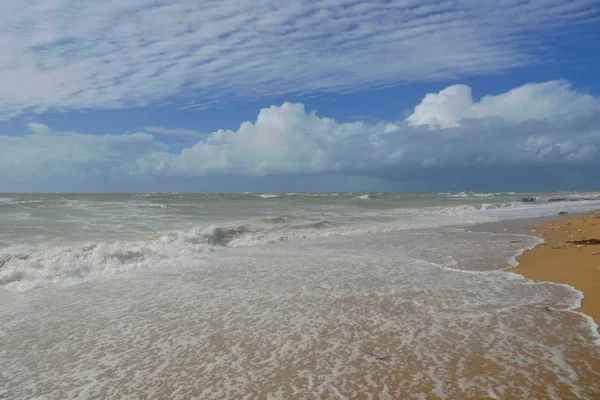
[407,80,600,128]
[136,81,600,176]
[27,122,51,135]
[0,129,163,178]
[1,81,599,189]
[139,103,384,175]
[407,84,475,128]
[0,0,598,118]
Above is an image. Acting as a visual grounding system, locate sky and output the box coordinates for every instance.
[1,0,600,192]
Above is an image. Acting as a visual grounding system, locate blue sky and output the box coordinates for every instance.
[1,0,599,192]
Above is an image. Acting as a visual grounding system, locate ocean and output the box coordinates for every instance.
[1,192,600,399]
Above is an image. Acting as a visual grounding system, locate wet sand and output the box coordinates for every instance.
[4,217,600,399]
[508,212,600,326]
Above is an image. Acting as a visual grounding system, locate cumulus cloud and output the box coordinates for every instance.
[1,81,599,191]
[133,81,600,176]
[139,103,390,175]
[0,0,598,118]
[407,80,600,128]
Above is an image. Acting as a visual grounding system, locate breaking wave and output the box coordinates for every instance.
[443,192,512,198]
[0,225,253,291]
[3,192,600,292]
[521,194,600,203]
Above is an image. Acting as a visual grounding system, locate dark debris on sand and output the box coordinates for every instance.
[567,238,600,245]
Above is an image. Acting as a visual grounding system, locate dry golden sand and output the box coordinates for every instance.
[508,212,600,326]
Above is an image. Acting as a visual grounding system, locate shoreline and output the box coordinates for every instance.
[507,211,600,327]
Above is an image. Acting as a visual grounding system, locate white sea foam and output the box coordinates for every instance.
[0,198,42,206]
[439,197,600,217]
[1,228,598,399]
[2,193,600,292]
[135,202,168,208]
[2,192,600,399]
[448,191,470,197]
[0,221,456,291]
[0,226,232,291]
[470,192,497,197]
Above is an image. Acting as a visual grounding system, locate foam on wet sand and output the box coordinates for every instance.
[509,212,600,327]
[2,193,600,399]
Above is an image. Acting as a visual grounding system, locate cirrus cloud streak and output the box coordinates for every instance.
[0,0,599,118]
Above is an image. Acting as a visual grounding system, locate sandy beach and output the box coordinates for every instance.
[509,212,600,326]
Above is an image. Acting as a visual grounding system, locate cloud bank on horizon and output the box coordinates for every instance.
[2,80,599,191]
[0,0,598,118]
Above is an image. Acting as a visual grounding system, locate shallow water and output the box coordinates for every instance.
[1,192,600,399]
